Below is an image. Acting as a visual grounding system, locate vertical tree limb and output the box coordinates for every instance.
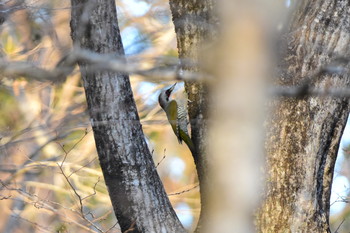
[168,1,216,229]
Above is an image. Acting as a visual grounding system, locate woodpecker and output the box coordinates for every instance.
[158,83,195,154]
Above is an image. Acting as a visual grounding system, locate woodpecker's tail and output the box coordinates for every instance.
[179,130,196,155]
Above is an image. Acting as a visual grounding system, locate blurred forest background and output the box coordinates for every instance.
[0,0,350,232]
[0,0,198,232]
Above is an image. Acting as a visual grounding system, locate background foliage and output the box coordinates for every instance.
[1,0,350,232]
[0,1,199,232]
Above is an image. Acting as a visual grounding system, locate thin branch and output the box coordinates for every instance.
[155,149,167,168]
[57,164,84,212]
[54,127,103,233]
[58,128,90,168]
[0,194,11,200]
[168,184,199,196]
[105,222,120,233]
[82,177,100,201]
[271,56,350,98]
[0,47,206,83]
[11,214,52,233]
[57,164,104,233]
[4,48,350,98]
[0,59,68,82]
[334,218,345,233]
[270,86,350,98]
[0,181,98,233]
[68,157,97,178]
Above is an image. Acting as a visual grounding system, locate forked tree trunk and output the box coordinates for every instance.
[258,1,350,232]
[70,1,185,232]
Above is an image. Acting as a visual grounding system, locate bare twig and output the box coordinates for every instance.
[0,47,206,83]
[68,157,97,178]
[0,194,11,200]
[105,222,120,233]
[58,128,90,168]
[124,222,137,233]
[334,218,345,233]
[168,184,199,196]
[0,181,98,232]
[57,164,104,233]
[82,177,100,201]
[54,128,103,232]
[10,214,52,233]
[270,86,350,98]
[155,149,167,168]
[4,48,350,99]
[271,56,350,98]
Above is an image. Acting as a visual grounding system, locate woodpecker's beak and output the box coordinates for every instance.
[165,83,177,98]
[168,83,177,93]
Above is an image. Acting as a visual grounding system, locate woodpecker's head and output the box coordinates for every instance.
[158,83,176,109]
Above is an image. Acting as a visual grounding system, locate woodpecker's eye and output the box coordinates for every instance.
[166,89,171,96]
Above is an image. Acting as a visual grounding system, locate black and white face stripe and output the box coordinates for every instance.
[165,89,172,101]
[165,83,176,100]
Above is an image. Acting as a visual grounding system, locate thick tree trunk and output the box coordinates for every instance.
[168,1,216,230]
[70,1,185,232]
[258,1,350,232]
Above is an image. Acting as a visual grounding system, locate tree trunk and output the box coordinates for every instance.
[70,1,185,232]
[168,1,216,230]
[258,1,350,232]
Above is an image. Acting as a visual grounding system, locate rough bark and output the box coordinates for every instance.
[168,0,216,230]
[258,1,350,232]
[70,1,185,232]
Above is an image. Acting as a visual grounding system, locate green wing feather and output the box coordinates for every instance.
[165,100,179,140]
[179,129,195,155]
[165,100,195,154]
